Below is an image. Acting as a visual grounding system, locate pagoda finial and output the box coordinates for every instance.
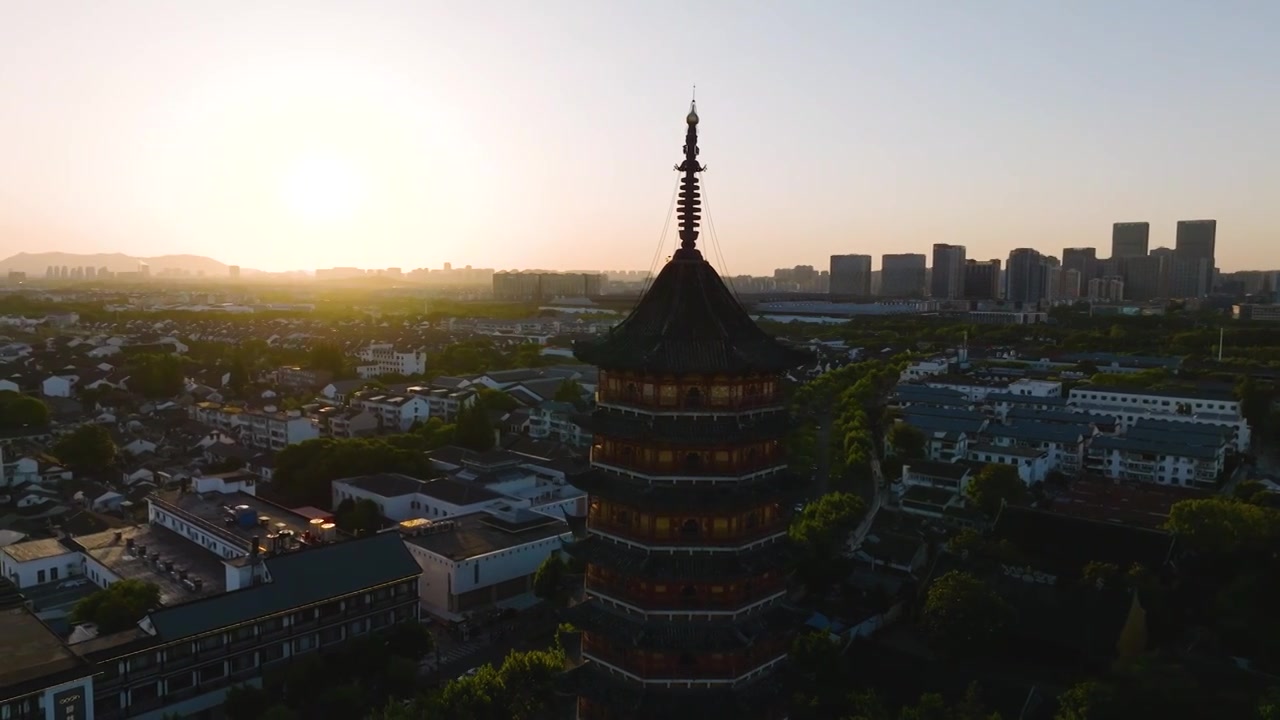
[675,97,704,256]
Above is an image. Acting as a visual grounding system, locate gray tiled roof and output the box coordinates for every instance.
[987,422,1086,445]
[904,413,985,435]
[146,531,421,641]
[1090,435,1220,460]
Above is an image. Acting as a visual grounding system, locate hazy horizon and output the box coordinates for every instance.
[2,1,1277,274]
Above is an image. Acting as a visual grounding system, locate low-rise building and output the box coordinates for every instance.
[1067,385,1250,452]
[965,443,1051,485]
[351,393,431,433]
[526,401,590,448]
[984,422,1089,476]
[399,509,570,618]
[355,343,426,379]
[275,366,334,393]
[1084,419,1228,487]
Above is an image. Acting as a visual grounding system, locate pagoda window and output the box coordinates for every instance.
[624,383,638,401]
[680,518,700,537]
[679,652,696,667]
[682,584,696,597]
[612,509,631,526]
[620,446,635,464]
[659,385,677,405]
[712,517,729,538]
[643,383,656,401]
[745,510,761,529]
[686,387,704,408]
[655,518,670,536]
[710,385,731,405]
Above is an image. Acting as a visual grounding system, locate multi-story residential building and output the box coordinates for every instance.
[828,254,872,296]
[315,407,379,439]
[526,400,591,448]
[399,510,570,618]
[492,272,606,301]
[0,595,97,720]
[351,392,431,433]
[880,254,927,297]
[187,405,319,450]
[1067,385,1250,452]
[409,387,477,422]
[984,422,1088,476]
[930,244,967,300]
[965,443,1051,485]
[1084,419,1228,487]
[1088,276,1125,302]
[963,259,1001,300]
[1168,257,1212,299]
[275,366,334,393]
[355,343,427,379]
[0,474,421,720]
[1111,222,1150,259]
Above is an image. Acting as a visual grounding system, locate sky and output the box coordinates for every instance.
[1,1,1278,275]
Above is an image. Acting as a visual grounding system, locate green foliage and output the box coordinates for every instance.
[273,436,440,507]
[790,492,864,590]
[474,387,518,413]
[921,571,1011,658]
[965,464,1028,517]
[53,423,118,472]
[0,391,50,429]
[427,339,550,377]
[1164,497,1280,556]
[71,579,160,633]
[532,552,566,605]
[309,342,350,378]
[335,498,383,536]
[388,648,566,720]
[553,379,588,410]
[126,353,186,398]
[887,422,927,460]
[453,402,494,452]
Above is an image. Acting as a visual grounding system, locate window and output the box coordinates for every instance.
[474,563,480,584]
[198,663,226,683]
[50,567,58,581]
[37,569,45,584]
[197,634,224,652]
[292,635,317,654]
[167,671,195,692]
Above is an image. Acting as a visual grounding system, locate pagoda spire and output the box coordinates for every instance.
[675,98,705,256]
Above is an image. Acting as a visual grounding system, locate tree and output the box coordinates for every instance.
[72,579,160,633]
[494,649,565,720]
[554,379,587,410]
[126,353,186,398]
[533,552,567,605]
[921,571,1011,658]
[53,423,118,472]
[965,464,1028,517]
[887,423,927,460]
[454,403,494,452]
[309,342,349,377]
[790,492,864,589]
[0,391,50,430]
[1054,681,1119,720]
[1164,497,1280,556]
[474,387,518,413]
[335,498,383,536]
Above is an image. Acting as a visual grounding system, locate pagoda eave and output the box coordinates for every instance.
[562,536,793,581]
[564,600,798,651]
[587,408,791,444]
[569,469,802,511]
[562,663,792,720]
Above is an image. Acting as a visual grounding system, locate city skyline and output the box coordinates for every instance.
[3,2,1279,274]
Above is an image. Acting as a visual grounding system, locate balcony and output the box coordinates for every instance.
[586,575,785,613]
[581,636,787,682]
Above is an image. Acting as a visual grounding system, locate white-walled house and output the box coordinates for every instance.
[398,510,570,618]
[333,474,508,521]
[351,393,431,433]
[965,443,1051,485]
[0,538,80,588]
[1067,385,1251,452]
[41,374,78,398]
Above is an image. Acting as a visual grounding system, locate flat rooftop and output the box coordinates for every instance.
[73,525,227,606]
[150,488,323,551]
[1,537,74,563]
[0,606,86,700]
[405,511,569,561]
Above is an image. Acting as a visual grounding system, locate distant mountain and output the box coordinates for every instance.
[0,252,232,276]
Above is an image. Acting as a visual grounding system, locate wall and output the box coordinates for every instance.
[1,548,79,588]
[148,504,246,561]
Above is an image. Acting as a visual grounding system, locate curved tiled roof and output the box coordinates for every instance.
[574,252,811,374]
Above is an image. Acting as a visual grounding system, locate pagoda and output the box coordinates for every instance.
[560,102,813,719]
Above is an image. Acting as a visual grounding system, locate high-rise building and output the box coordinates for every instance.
[1112,222,1150,259]
[930,243,967,300]
[1123,254,1168,301]
[563,103,810,719]
[963,259,1001,300]
[880,254,927,297]
[1062,247,1098,285]
[1174,219,1216,297]
[229,265,241,279]
[829,254,872,296]
[1089,276,1125,302]
[1006,248,1046,304]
